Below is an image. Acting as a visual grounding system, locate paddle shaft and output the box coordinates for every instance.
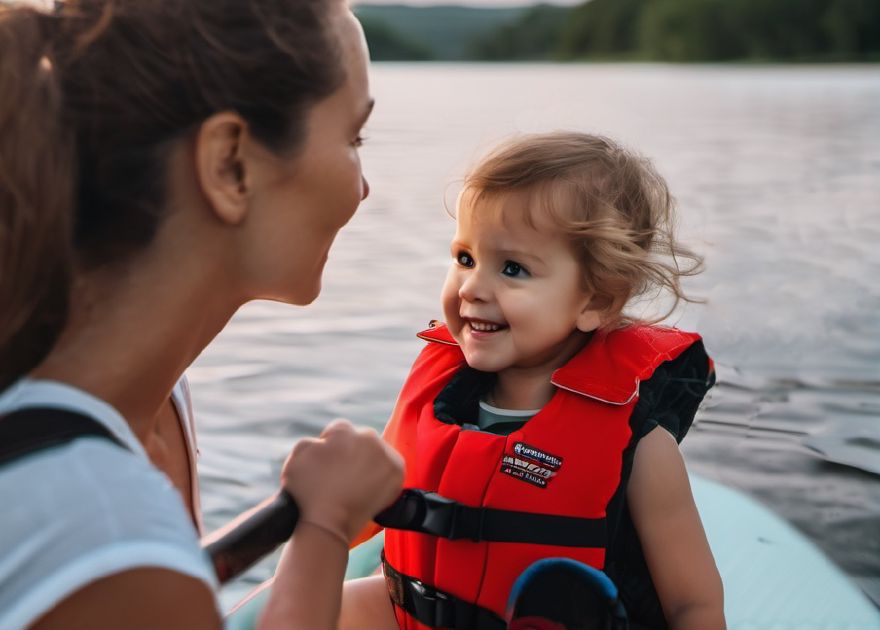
[205,491,407,584]
[205,491,300,584]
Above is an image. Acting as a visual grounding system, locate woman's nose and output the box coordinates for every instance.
[361,175,370,201]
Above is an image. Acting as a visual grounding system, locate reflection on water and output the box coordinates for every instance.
[188,64,880,609]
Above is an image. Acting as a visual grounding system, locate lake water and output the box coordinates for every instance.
[186,63,880,611]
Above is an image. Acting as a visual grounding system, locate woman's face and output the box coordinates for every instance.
[244,10,373,305]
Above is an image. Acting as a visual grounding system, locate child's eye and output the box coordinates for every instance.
[353,134,367,148]
[456,252,475,268]
[502,261,529,278]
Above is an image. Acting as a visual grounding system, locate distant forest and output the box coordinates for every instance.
[355,0,880,62]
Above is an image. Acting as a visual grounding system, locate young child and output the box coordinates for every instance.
[343,132,725,630]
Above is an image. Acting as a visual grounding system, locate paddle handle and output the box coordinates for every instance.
[205,490,411,584]
[205,491,299,584]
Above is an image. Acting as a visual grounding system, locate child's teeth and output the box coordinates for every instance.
[471,322,500,332]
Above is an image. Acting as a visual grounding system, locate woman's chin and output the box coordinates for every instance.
[290,280,322,306]
[262,275,322,306]
[289,255,330,305]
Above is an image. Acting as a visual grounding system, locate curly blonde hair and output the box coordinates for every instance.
[460,132,702,328]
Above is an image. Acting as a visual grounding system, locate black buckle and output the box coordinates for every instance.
[384,555,457,628]
[420,492,460,538]
[409,578,455,628]
[377,490,484,542]
[425,494,484,542]
[376,489,428,529]
[383,557,506,630]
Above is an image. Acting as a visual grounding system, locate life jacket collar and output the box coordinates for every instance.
[415,321,636,404]
[418,320,700,405]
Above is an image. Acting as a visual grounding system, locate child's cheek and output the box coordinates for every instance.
[440,278,461,328]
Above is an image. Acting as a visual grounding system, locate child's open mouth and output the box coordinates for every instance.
[466,319,508,333]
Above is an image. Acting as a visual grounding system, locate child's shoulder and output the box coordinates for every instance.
[550,324,709,410]
[603,323,703,355]
[611,323,712,388]
[568,324,706,383]
[621,326,714,442]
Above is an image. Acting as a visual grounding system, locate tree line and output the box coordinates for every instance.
[360,0,880,62]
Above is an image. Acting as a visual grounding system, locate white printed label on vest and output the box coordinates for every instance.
[500,442,563,488]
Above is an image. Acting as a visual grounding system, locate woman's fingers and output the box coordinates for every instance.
[320,418,355,436]
[280,419,403,542]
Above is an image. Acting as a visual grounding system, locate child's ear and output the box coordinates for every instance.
[576,294,604,333]
[576,292,625,333]
[576,307,602,333]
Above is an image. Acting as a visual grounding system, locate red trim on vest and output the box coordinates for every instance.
[385,322,702,629]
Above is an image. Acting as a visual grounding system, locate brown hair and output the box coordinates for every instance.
[461,132,703,328]
[0,0,346,389]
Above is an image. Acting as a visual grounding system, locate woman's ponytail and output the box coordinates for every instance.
[0,6,75,390]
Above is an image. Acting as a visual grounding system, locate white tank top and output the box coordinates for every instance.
[0,379,218,629]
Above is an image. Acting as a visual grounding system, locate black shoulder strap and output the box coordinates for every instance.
[0,407,128,468]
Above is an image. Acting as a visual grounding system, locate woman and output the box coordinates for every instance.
[0,1,402,628]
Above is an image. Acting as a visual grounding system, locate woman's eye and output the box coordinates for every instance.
[502,261,529,278]
[353,134,367,148]
[456,252,474,268]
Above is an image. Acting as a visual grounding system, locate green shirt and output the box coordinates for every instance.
[473,400,539,436]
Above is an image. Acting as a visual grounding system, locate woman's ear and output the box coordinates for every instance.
[194,112,251,226]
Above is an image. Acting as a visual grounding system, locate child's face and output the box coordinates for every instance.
[441,192,603,376]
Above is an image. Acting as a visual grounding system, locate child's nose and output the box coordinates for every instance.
[459,269,489,303]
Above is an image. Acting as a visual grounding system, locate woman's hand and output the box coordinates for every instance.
[281,419,404,543]
[260,421,402,630]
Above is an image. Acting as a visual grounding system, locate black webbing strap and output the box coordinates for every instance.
[375,489,607,548]
[0,407,127,467]
[0,407,304,586]
[383,555,506,630]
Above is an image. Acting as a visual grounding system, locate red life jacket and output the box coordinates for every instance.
[381,322,705,630]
